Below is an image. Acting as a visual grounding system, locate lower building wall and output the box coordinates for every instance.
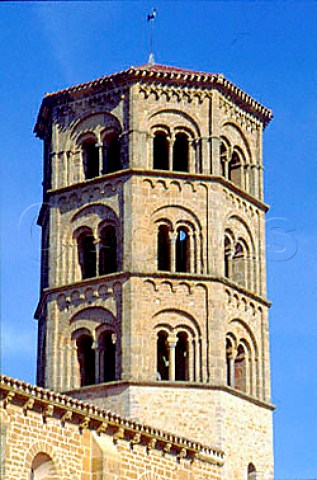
[1,394,222,480]
[129,386,274,480]
[71,383,274,480]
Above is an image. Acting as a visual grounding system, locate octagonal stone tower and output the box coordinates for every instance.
[35,63,274,479]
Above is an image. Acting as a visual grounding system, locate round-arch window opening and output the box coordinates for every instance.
[83,139,99,179]
[153,132,169,170]
[173,133,189,172]
[157,330,169,380]
[176,228,190,273]
[76,334,95,386]
[175,332,189,381]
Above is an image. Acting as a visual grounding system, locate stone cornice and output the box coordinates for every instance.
[40,168,269,213]
[34,271,270,320]
[0,375,224,466]
[66,380,276,411]
[34,64,272,139]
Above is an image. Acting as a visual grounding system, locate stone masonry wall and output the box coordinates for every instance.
[0,380,223,480]
[71,384,274,480]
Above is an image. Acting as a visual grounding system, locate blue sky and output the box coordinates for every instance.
[1,2,316,478]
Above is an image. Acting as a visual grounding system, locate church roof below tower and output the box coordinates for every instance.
[34,63,272,137]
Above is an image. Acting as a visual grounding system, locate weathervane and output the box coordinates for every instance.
[147,7,157,65]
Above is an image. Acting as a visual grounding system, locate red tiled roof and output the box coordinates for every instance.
[136,63,215,76]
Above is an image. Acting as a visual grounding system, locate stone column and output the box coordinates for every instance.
[244,164,250,193]
[170,233,177,273]
[95,241,100,276]
[188,339,194,382]
[189,232,195,273]
[147,134,154,170]
[61,151,67,188]
[210,136,221,176]
[245,354,250,394]
[71,341,80,390]
[194,339,200,382]
[167,336,177,381]
[229,347,236,388]
[201,137,209,174]
[189,140,195,173]
[96,142,103,175]
[95,342,101,384]
[92,340,99,384]
[66,150,71,186]
[168,135,175,171]
[50,152,58,190]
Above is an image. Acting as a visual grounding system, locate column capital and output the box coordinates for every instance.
[167,335,178,347]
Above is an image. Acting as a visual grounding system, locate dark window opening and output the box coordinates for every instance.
[154,132,169,170]
[77,335,95,387]
[173,133,189,172]
[104,136,121,173]
[176,228,190,273]
[158,225,171,271]
[226,339,232,386]
[78,233,96,279]
[99,332,116,382]
[234,344,246,392]
[83,140,99,179]
[229,151,242,187]
[157,331,169,380]
[248,463,257,480]
[99,226,117,275]
[175,332,189,381]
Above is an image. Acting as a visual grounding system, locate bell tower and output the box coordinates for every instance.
[35,64,274,479]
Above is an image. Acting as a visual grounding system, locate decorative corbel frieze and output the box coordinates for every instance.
[96,421,108,435]
[42,404,54,422]
[60,409,72,426]
[78,416,90,432]
[113,427,124,444]
[23,398,35,416]
[130,432,141,449]
[177,448,187,461]
[163,442,172,455]
[146,437,157,453]
[1,391,14,409]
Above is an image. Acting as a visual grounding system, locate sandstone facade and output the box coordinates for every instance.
[4,64,274,479]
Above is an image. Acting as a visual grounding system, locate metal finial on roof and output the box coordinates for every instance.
[147,7,157,65]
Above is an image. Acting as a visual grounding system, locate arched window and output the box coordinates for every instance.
[31,453,57,480]
[83,139,99,179]
[176,227,190,273]
[77,231,96,279]
[175,332,189,381]
[153,132,169,170]
[248,463,257,480]
[104,134,121,174]
[173,133,189,172]
[232,241,249,288]
[157,225,171,271]
[99,331,116,382]
[76,334,95,387]
[226,338,233,387]
[234,344,246,392]
[99,225,117,275]
[157,330,169,380]
[229,151,243,188]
